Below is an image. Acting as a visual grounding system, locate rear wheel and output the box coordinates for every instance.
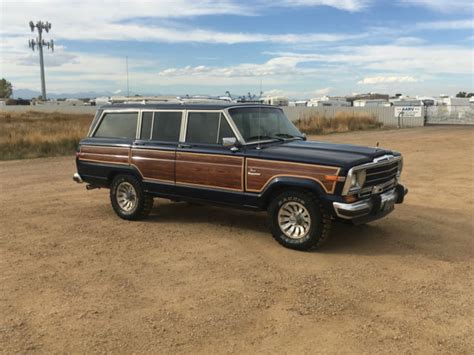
[268,190,331,251]
[110,174,153,220]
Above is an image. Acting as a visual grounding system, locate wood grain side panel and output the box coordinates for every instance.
[131,149,175,182]
[246,158,340,194]
[176,152,243,191]
[79,145,130,165]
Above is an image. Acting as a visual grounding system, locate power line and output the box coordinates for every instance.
[28,20,54,101]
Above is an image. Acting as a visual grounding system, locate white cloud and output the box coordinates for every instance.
[415,19,474,30]
[393,37,426,45]
[263,87,333,98]
[398,0,474,12]
[358,76,419,84]
[0,0,363,44]
[272,0,370,12]
[158,56,326,78]
[268,44,474,75]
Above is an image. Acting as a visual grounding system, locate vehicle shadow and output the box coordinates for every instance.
[142,200,470,259]
[143,200,406,255]
[145,200,269,235]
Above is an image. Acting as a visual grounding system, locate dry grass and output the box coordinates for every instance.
[295,111,383,135]
[0,111,93,160]
[0,110,383,160]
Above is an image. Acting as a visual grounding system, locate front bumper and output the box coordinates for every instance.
[333,184,407,224]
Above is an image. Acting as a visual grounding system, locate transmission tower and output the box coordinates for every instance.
[28,21,54,100]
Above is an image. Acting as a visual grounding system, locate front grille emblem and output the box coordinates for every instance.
[372,185,383,194]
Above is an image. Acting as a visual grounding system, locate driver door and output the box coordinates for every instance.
[175,111,244,204]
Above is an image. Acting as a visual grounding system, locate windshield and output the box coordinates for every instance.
[228,107,303,143]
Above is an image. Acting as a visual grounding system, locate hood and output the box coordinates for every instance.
[251,139,396,170]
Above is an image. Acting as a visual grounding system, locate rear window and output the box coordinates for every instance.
[94,112,138,139]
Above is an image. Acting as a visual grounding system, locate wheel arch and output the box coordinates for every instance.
[260,176,327,209]
[107,165,143,186]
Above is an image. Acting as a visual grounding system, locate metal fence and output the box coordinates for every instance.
[282,106,425,127]
[2,103,473,126]
[426,106,474,125]
[0,104,97,114]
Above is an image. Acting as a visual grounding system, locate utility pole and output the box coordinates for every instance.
[28,21,54,101]
[126,56,130,97]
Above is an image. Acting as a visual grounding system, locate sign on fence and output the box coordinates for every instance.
[394,106,422,118]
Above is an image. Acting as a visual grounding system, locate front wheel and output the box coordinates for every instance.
[110,174,153,220]
[267,190,331,251]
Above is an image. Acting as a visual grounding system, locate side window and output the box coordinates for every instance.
[140,112,153,139]
[186,112,235,145]
[152,112,182,142]
[94,112,138,139]
[217,116,235,144]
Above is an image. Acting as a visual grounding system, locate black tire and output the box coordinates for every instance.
[109,174,153,220]
[267,190,331,251]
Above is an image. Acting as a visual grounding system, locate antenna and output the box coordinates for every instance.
[126,56,130,97]
[28,20,54,100]
[257,77,263,150]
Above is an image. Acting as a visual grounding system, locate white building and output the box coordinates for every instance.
[307,96,350,107]
[439,97,470,106]
[353,99,390,107]
[262,96,289,106]
[289,100,308,107]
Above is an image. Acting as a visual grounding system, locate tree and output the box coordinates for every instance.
[0,78,12,98]
[455,91,474,98]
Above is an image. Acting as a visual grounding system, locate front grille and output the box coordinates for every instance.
[365,160,399,186]
[358,158,400,197]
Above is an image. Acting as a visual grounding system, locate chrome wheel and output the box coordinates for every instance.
[278,201,311,239]
[116,182,137,213]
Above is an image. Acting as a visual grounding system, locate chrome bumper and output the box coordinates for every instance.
[73,173,83,184]
[333,186,407,220]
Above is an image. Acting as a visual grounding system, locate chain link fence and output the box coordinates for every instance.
[426,105,474,125]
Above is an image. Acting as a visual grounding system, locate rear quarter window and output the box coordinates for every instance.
[94,112,138,139]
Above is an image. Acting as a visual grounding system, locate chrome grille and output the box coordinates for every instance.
[365,160,399,186]
[342,155,402,196]
[359,158,400,197]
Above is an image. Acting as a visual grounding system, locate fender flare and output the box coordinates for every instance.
[259,176,328,208]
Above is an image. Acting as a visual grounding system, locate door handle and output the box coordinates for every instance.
[179,143,192,149]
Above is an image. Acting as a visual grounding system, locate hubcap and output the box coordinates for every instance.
[116,182,137,212]
[278,201,311,239]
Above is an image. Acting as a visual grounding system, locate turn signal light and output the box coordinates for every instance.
[324,175,345,182]
[344,195,358,203]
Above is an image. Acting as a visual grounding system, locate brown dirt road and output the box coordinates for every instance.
[1,126,473,353]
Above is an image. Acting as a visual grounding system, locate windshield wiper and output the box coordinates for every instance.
[275,133,305,140]
[246,135,285,143]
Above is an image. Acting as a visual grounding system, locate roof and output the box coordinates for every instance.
[98,102,278,111]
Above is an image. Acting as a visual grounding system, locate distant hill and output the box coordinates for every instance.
[12,89,115,100]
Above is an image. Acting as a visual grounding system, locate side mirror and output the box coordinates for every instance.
[302,133,307,141]
[222,137,238,147]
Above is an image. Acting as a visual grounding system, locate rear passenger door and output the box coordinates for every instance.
[131,110,183,185]
[175,111,244,204]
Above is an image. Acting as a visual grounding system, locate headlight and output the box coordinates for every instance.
[398,158,403,175]
[397,158,403,177]
[342,169,367,195]
[350,170,366,190]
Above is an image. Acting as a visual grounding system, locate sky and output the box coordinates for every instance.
[0,0,473,98]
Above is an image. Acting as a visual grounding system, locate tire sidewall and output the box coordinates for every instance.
[269,190,323,250]
[110,175,145,220]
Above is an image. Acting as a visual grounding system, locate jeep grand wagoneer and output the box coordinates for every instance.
[74,103,407,250]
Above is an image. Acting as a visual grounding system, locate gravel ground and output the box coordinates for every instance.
[1,126,473,353]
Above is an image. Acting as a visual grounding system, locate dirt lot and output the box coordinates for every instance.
[1,126,473,353]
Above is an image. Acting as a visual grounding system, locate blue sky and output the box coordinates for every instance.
[1,0,473,98]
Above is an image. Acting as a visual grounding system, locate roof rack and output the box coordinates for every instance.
[109,95,235,105]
